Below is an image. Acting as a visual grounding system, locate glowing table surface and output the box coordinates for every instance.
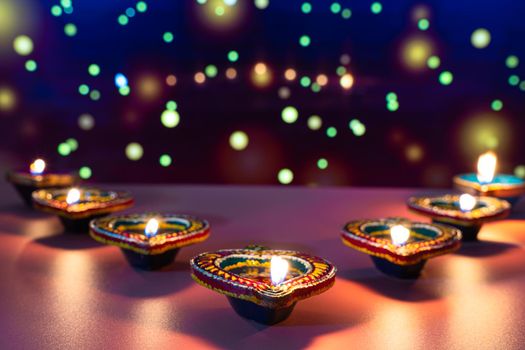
[1,183,524,349]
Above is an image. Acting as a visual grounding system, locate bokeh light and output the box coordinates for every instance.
[229,130,249,150]
[284,68,297,81]
[225,67,237,79]
[505,55,519,69]
[159,154,172,167]
[114,73,128,88]
[371,2,382,14]
[471,28,491,49]
[491,99,503,111]
[205,64,218,78]
[254,0,269,10]
[281,106,298,124]
[166,74,177,86]
[439,71,454,85]
[326,126,337,138]
[25,60,37,72]
[277,168,293,184]
[317,158,328,170]
[160,109,180,128]
[427,55,440,69]
[301,2,312,14]
[251,62,272,87]
[88,64,100,76]
[307,115,322,130]
[400,36,434,71]
[79,166,92,179]
[78,113,95,130]
[405,144,424,162]
[13,35,33,56]
[349,119,366,136]
[339,73,354,89]
[163,32,174,43]
[194,72,206,84]
[299,35,311,47]
[64,23,77,37]
[227,50,239,62]
[57,142,71,156]
[126,142,144,161]
[137,74,162,102]
[457,112,513,157]
[514,165,525,179]
[0,87,17,111]
[278,86,291,99]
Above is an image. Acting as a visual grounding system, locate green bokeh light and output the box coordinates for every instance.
[25,60,37,72]
[311,82,321,92]
[371,2,382,14]
[118,15,129,25]
[418,18,429,31]
[349,119,366,136]
[307,115,322,130]
[341,8,352,19]
[51,5,62,16]
[427,55,441,69]
[215,6,225,16]
[79,166,92,179]
[57,143,71,156]
[66,138,78,151]
[88,64,100,76]
[205,64,218,78]
[386,92,397,102]
[330,2,341,14]
[254,0,269,10]
[439,71,454,85]
[387,100,399,111]
[301,2,312,14]
[300,76,311,87]
[514,165,525,179]
[317,158,328,170]
[491,99,503,111]
[64,23,77,37]
[508,75,520,86]
[336,66,346,76]
[159,154,172,167]
[281,106,299,124]
[119,86,131,96]
[227,50,239,62]
[166,100,178,111]
[163,32,174,43]
[89,89,101,101]
[136,1,148,12]
[506,55,519,69]
[326,126,337,138]
[299,35,311,47]
[78,84,90,95]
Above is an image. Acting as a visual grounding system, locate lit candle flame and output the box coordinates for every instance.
[476,151,496,184]
[390,225,410,246]
[66,188,81,205]
[29,159,46,175]
[144,218,159,238]
[459,193,477,211]
[270,256,289,286]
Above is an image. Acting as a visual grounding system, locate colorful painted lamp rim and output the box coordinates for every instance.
[90,213,210,255]
[190,248,336,309]
[407,194,511,225]
[453,174,525,197]
[32,187,134,219]
[6,170,78,187]
[341,218,461,266]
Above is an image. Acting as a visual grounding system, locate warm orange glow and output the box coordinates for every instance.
[390,225,410,246]
[270,256,289,286]
[477,151,497,183]
[339,73,354,90]
[194,72,206,84]
[225,67,237,79]
[29,159,45,175]
[284,68,297,81]
[316,74,328,86]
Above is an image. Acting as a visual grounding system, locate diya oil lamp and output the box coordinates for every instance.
[90,213,210,270]
[341,218,461,279]
[6,159,78,206]
[32,187,134,232]
[190,246,336,325]
[453,151,525,206]
[407,194,511,241]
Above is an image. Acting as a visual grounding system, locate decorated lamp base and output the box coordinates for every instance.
[121,248,179,270]
[371,256,426,279]
[227,297,296,325]
[432,219,481,241]
[59,215,106,233]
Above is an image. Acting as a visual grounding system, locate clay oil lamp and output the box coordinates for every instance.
[6,159,78,206]
[407,194,511,241]
[454,151,525,206]
[32,187,134,232]
[90,213,210,270]
[190,246,336,325]
[341,218,461,279]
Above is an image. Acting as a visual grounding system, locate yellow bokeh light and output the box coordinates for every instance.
[400,36,434,71]
[195,0,245,30]
[229,130,249,151]
[458,112,512,158]
[13,35,33,56]
[0,87,16,111]
[339,73,354,90]
[136,74,161,102]
[406,144,424,162]
[251,62,272,88]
